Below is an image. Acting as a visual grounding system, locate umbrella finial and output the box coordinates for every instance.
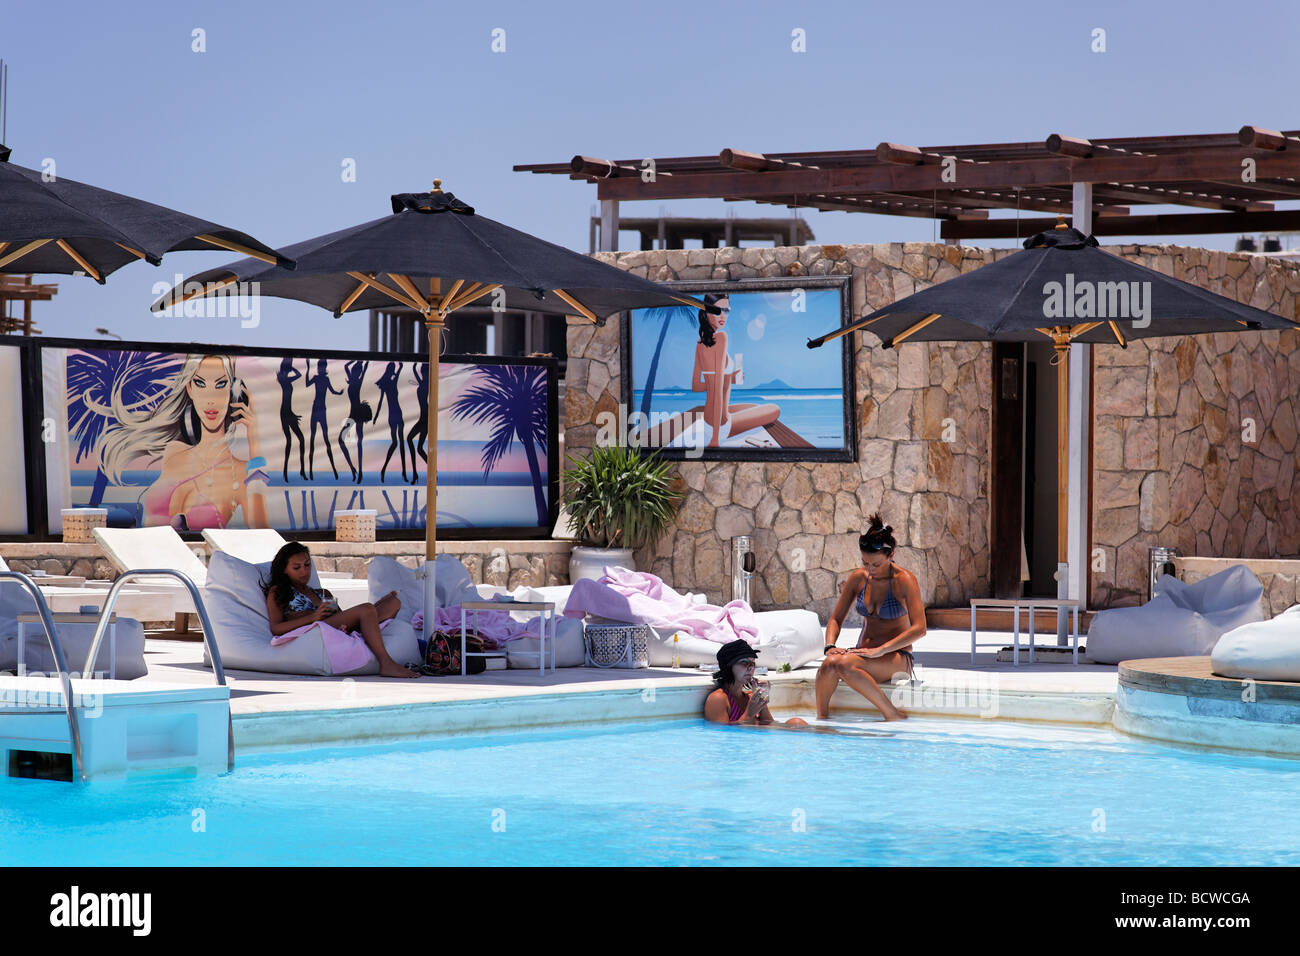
[431,179,443,193]
[1054,213,1068,231]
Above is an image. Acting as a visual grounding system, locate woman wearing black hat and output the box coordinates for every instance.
[815,513,919,720]
[704,639,809,727]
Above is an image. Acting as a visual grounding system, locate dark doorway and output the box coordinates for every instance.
[989,342,1025,597]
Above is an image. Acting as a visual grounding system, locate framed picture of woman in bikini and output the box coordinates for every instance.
[621,276,856,462]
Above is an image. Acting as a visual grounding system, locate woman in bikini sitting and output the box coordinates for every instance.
[704,639,808,727]
[264,542,418,679]
[815,513,922,721]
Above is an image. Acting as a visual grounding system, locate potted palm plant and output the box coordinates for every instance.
[562,444,683,582]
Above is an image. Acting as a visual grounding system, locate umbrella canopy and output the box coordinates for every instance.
[152,187,700,320]
[0,152,292,281]
[808,227,1297,351]
[153,180,710,646]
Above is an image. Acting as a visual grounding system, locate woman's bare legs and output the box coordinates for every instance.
[374,591,401,624]
[725,402,782,438]
[815,654,906,720]
[325,602,417,677]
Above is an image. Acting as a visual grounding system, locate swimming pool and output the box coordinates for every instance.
[3,715,1298,866]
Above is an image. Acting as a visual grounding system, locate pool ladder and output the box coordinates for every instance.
[1,569,232,782]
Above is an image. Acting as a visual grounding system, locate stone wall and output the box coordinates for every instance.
[569,241,1300,618]
[1090,246,1300,607]
[568,243,999,622]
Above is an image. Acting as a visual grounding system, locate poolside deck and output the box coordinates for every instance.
[134,627,1120,751]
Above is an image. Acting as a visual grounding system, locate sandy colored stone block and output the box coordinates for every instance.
[779,468,814,509]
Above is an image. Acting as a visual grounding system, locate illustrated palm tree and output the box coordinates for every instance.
[66,349,185,509]
[449,364,548,525]
[639,304,696,420]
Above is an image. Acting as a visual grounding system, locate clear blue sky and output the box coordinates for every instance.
[5,0,1298,350]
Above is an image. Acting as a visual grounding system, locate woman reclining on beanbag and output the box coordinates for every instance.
[265,542,417,678]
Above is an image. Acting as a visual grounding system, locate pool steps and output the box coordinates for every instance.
[1,569,233,781]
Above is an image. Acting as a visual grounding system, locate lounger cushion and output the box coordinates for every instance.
[1087,565,1265,664]
[0,557,149,678]
[203,551,419,676]
[201,528,288,565]
[93,525,209,586]
[1211,604,1300,681]
[6,619,149,681]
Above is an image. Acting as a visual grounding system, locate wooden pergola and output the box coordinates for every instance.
[515,127,1300,245]
[0,273,55,335]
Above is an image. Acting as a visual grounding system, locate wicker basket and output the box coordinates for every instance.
[61,508,107,544]
[335,509,377,543]
[584,622,650,669]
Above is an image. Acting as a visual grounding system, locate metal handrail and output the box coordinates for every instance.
[83,570,234,773]
[0,571,86,783]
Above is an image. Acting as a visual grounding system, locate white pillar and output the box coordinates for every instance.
[1063,182,1094,640]
[599,199,619,252]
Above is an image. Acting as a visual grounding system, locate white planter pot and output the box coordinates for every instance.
[569,546,635,583]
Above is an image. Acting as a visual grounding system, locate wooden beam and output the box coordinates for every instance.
[1238,125,1300,150]
[55,240,101,281]
[447,283,500,312]
[195,234,279,265]
[941,208,1300,240]
[1045,134,1095,158]
[595,150,1300,202]
[337,276,370,314]
[386,273,431,312]
[0,239,51,269]
[553,289,599,323]
[345,271,425,312]
[888,313,942,346]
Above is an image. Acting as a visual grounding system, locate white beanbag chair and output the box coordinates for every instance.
[1087,565,1264,664]
[368,554,479,622]
[1211,604,1300,681]
[0,557,148,678]
[203,551,419,676]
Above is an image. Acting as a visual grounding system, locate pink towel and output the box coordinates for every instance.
[563,567,758,645]
[412,606,544,649]
[271,619,398,674]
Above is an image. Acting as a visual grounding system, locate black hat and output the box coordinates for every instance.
[716,639,759,673]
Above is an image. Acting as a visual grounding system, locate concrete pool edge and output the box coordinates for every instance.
[1115,657,1300,758]
[231,675,1119,752]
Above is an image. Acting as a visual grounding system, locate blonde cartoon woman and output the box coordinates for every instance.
[692,294,780,447]
[99,354,270,530]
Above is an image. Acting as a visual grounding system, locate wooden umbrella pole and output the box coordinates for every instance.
[425,313,444,563]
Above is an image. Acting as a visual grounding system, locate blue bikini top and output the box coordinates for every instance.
[857,570,907,620]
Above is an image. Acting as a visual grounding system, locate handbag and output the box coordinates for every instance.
[423,628,488,675]
[584,622,650,669]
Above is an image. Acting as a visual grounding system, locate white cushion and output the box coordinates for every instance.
[367,555,479,622]
[1211,604,1300,681]
[506,617,587,668]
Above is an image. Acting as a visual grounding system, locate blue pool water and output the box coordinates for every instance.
[2,716,1298,866]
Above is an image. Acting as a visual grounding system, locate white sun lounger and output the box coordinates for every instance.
[201,528,362,583]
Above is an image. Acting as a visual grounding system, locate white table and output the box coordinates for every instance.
[17,612,118,679]
[969,598,1081,666]
[460,601,556,675]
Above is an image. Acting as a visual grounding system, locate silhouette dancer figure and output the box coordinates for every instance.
[406,363,429,485]
[277,357,308,483]
[373,361,407,483]
[306,358,343,480]
[338,360,373,482]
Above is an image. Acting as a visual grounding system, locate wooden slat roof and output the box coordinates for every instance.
[515,128,1300,240]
